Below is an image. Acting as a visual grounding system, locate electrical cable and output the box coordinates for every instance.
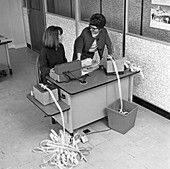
[40,84,66,134]
[107,56,131,115]
[86,128,111,135]
[33,84,92,169]
[108,56,123,113]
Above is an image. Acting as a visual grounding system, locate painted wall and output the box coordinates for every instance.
[0,0,26,48]
[126,35,170,112]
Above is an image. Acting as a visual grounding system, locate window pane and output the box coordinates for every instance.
[102,0,124,31]
[128,0,142,35]
[30,0,40,10]
[47,0,75,18]
[47,0,55,13]
[80,0,101,22]
[22,0,26,7]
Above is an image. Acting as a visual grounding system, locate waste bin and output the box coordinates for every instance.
[106,99,138,134]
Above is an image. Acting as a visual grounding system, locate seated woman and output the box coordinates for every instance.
[39,26,67,84]
[72,13,114,62]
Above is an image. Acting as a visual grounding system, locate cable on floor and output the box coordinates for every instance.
[86,128,111,135]
[32,84,92,169]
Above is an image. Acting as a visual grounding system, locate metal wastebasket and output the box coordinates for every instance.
[106,99,138,134]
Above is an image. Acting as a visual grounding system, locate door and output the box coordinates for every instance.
[27,0,45,52]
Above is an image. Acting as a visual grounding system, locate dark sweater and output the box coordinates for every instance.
[72,27,113,61]
[40,44,67,76]
[39,44,67,84]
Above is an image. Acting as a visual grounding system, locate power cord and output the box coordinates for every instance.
[33,84,92,169]
[86,128,111,135]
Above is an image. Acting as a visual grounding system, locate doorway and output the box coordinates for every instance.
[27,0,46,52]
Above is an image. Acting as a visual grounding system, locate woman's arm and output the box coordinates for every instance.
[39,48,51,76]
[105,29,113,55]
[60,44,67,63]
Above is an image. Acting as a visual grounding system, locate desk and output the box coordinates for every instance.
[46,68,139,133]
[0,37,12,74]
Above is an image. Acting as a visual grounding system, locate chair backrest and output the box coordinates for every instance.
[35,55,41,84]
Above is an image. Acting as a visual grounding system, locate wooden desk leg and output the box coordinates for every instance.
[5,44,12,75]
[128,75,134,102]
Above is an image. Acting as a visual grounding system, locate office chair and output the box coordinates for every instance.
[35,55,42,84]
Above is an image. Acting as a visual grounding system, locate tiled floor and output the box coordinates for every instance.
[0,47,170,169]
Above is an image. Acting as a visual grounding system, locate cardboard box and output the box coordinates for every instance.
[33,85,58,105]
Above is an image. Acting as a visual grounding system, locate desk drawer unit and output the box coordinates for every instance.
[53,85,107,133]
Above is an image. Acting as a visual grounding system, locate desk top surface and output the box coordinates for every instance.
[46,68,139,95]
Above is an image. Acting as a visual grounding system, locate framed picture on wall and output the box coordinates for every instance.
[150,0,170,30]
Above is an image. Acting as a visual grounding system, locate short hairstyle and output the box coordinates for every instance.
[42,26,63,48]
[89,13,106,30]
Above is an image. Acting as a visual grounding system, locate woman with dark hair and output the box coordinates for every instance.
[40,26,67,84]
[72,13,113,61]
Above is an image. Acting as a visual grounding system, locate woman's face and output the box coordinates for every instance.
[89,25,100,37]
[58,31,63,43]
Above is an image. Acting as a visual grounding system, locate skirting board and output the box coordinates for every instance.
[133,95,170,120]
[9,43,27,49]
[14,43,27,49]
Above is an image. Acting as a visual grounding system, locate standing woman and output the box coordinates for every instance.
[40,26,67,84]
[72,13,113,62]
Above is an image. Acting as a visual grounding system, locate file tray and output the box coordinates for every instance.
[50,61,82,82]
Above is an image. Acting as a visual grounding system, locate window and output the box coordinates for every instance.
[22,0,26,7]
[47,0,75,19]
[102,0,124,31]
[128,0,142,35]
[30,0,40,10]
[46,0,170,43]
[80,0,124,31]
[80,0,101,22]
[128,0,170,43]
